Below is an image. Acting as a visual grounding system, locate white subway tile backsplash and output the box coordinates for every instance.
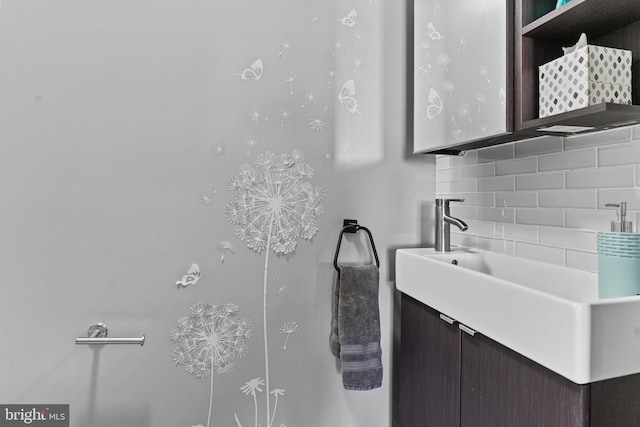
[437,152,476,169]
[437,179,477,194]
[495,156,537,176]
[564,127,631,150]
[495,191,538,208]
[463,162,495,178]
[516,208,564,227]
[514,136,563,157]
[459,192,495,207]
[477,143,514,163]
[516,172,564,190]
[515,242,565,266]
[435,125,640,272]
[478,175,515,192]
[565,250,598,272]
[478,236,508,253]
[465,220,495,237]
[449,206,478,221]
[539,148,596,171]
[538,189,596,209]
[478,206,515,223]
[598,143,640,167]
[565,209,613,230]
[438,167,464,181]
[503,223,538,243]
[539,227,597,251]
[451,232,477,248]
[566,166,634,189]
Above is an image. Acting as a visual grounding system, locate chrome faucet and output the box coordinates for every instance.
[435,198,468,252]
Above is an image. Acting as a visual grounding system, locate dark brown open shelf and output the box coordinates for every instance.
[521,103,640,135]
[515,0,640,137]
[522,0,640,42]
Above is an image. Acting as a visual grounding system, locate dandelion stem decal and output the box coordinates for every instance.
[171,302,251,427]
[270,389,285,427]
[224,150,325,427]
[241,377,264,427]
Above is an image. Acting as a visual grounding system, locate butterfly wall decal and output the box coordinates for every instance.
[426,22,444,40]
[338,79,362,115]
[176,264,203,287]
[236,58,263,81]
[338,9,358,27]
[423,88,443,120]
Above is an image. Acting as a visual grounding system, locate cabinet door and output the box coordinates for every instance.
[398,294,460,427]
[413,0,511,153]
[460,330,588,427]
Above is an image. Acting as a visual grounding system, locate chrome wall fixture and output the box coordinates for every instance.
[75,323,145,346]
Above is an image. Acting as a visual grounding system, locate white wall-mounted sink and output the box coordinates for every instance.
[396,247,640,384]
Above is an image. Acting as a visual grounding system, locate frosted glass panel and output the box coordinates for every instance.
[414,0,508,153]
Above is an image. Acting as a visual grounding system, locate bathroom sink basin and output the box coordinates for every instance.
[396,247,640,384]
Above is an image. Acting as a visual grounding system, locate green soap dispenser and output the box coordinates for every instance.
[597,202,640,299]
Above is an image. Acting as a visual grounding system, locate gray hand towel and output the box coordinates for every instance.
[330,264,383,391]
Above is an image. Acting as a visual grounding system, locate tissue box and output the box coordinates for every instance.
[539,45,632,118]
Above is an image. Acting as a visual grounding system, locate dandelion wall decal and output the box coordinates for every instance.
[249,106,270,123]
[352,57,363,74]
[320,150,333,162]
[224,150,325,427]
[241,377,264,427]
[242,137,259,155]
[353,32,363,48]
[281,71,299,96]
[309,106,329,132]
[479,66,491,83]
[212,143,229,157]
[331,37,344,57]
[277,108,292,127]
[279,322,300,351]
[171,302,251,427]
[442,81,455,98]
[277,40,291,58]
[325,68,336,85]
[270,389,286,427]
[458,104,473,122]
[474,91,487,112]
[218,241,234,263]
[301,89,318,108]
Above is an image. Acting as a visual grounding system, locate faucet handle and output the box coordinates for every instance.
[436,198,465,206]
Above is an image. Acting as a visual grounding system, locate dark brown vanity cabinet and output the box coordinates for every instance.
[397,293,640,427]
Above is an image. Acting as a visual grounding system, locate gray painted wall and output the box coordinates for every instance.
[0,1,434,426]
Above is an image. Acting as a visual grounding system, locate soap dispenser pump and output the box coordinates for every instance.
[604,202,633,232]
[598,201,640,299]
